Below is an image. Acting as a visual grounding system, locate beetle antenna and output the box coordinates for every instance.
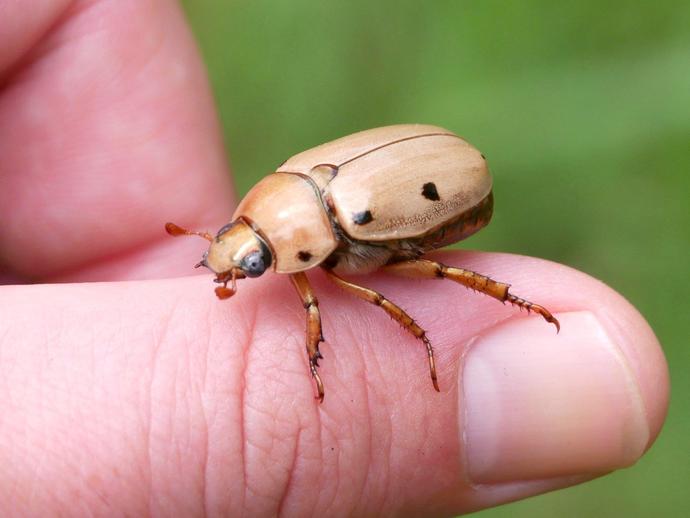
[165,222,213,242]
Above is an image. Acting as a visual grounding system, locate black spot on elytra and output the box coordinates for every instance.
[297,250,313,262]
[422,182,440,201]
[352,210,373,225]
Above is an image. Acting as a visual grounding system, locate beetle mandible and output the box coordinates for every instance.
[166,124,559,402]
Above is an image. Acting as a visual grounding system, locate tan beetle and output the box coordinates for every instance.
[167,124,559,401]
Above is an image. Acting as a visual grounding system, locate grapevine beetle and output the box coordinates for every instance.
[167,124,559,402]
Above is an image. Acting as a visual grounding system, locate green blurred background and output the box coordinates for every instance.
[181,1,688,515]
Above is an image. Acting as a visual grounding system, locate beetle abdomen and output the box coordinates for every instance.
[323,191,493,274]
[407,190,494,252]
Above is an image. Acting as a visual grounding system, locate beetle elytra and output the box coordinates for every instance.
[166,124,559,401]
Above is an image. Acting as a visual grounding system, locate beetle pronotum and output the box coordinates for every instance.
[167,124,559,401]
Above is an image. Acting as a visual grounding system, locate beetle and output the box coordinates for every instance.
[166,124,559,402]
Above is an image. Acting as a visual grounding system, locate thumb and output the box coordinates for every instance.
[0,252,667,516]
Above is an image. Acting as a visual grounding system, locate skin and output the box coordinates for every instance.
[0,1,669,516]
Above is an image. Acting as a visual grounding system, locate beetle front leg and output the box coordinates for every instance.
[290,272,325,402]
[384,259,560,332]
[324,269,440,392]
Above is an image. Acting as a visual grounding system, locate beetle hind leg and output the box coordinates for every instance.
[290,272,326,402]
[384,259,560,332]
[324,269,440,392]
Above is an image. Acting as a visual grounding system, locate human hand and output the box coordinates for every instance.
[0,1,669,516]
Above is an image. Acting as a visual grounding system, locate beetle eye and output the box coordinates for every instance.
[240,250,267,277]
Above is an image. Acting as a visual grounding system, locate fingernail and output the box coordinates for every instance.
[461,311,649,484]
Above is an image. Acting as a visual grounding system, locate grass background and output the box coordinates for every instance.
[180,1,689,515]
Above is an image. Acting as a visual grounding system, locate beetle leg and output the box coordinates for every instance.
[323,269,440,392]
[384,259,560,332]
[290,272,326,402]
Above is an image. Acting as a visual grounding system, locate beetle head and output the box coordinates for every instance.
[165,219,273,299]
[206,219,272,278]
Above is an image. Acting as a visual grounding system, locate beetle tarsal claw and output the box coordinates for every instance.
[423,336,440,392]
[310,363,325,403]
[431,373,440,392]
[505,294,560,333]
[214,284,235,300]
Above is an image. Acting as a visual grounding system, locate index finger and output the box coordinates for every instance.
[0,0,234,282]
